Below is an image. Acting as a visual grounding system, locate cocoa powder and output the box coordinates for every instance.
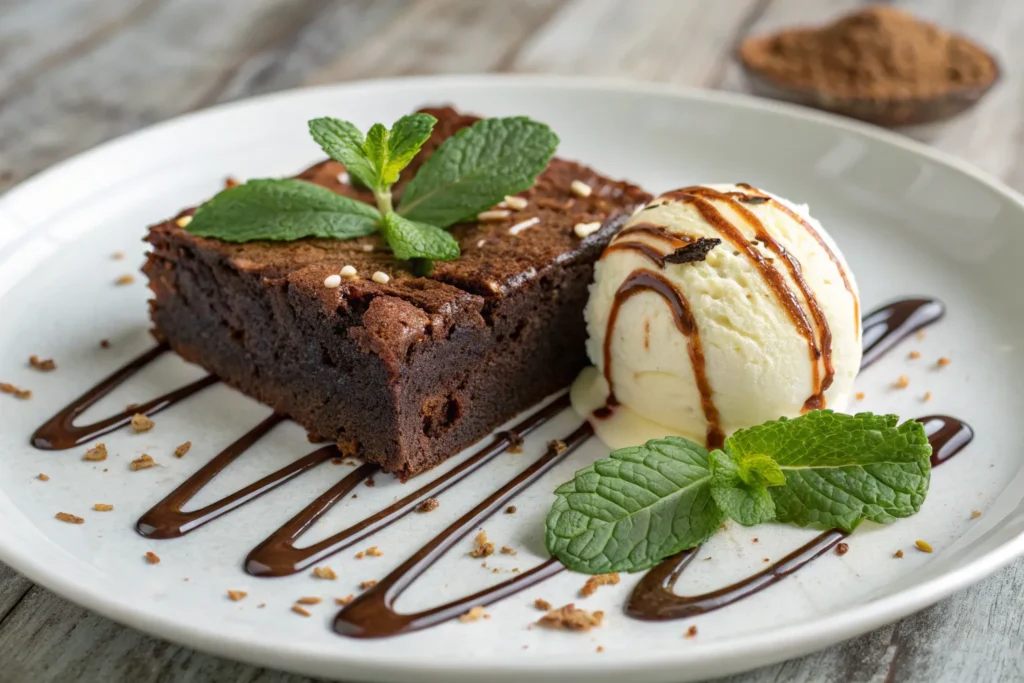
[740,6,996,99]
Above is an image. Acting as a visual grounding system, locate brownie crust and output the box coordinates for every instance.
[144,107,650,478]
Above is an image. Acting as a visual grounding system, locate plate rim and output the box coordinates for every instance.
[1,73,1023,682]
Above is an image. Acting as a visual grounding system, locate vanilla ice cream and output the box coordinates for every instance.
[572,184,861,451]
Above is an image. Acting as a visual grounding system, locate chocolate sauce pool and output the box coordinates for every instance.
[27,297,968,638]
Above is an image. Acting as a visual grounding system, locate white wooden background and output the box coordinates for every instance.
[1,1,1022,681]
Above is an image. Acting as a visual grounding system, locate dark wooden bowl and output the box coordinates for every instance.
[737,48,1000,128]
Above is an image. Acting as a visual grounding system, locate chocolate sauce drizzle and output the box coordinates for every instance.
[861,298,945,369]
[31,344,217,450]
[27,297,968,638]
[625,412,973,621]
[244,395,572,577]
[601,269,724,449]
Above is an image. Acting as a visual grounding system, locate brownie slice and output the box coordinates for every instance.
[144,107,650,478]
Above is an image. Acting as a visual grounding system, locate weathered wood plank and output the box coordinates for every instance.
[509,0,768,86]
[0,586,321,683]
[0,0,409,193]
[0,563,31,624]
[306,0,565,83]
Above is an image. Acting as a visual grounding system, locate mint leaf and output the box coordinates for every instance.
[709,450,776,526]
[382,211,460,261]
[363,114,437,191]
[545,437,724,574]
[727,411,932,532]
[398,117,558,227]
[308,118,376,189]
[737,454,787,487]
[185,179,381,242]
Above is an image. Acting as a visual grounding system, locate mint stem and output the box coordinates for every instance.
[375,189,394,216]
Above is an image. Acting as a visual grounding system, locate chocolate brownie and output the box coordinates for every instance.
[144,107,650,478]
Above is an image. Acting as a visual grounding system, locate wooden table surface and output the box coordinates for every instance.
[1,1,1023,681]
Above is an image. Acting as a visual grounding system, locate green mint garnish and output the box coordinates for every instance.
[546,410,932,574]
[382,212,460,261]
[725,411,932,532]
[398,117,559,227]
[184,179,380,242]
[184,113,559,271]
[545,437,725,575]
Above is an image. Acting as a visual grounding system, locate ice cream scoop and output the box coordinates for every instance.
[572,184,861,451]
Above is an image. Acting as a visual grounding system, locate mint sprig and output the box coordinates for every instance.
[546,410,932,574]
[184,113,559,269]
[184,179,380,242]
[545,437,724,575]
[398,116,559,227]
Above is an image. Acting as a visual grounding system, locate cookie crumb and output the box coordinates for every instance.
[836,542,849,556]
[580,573,620,597]
[596,646,605,653]
[312,566,337,580]
[38,473,49,481]
[112,251,125,260]
[500,546,517,556]
[29,355,56,371]
[537,603,604,631]
[355,552,365,560]
[0,382,31,399]
[894,549,904,558]
[227,590,247,601]
[291,605,311,617]
[923,391,932,401]
[83,443,108,461]
[130,413,154,433]
[909,350,921,359]
[549,439,568,454]
[937,356,951,368]
[55,512,84,524]
[174,441,192,458]
[505,505,517,514]
[364,478,376,487]
[459,606,487,623]
[100,339,111,349]
[359,580,377,591]
[469,530,495,558]
[855,392,865,401]
[130,454,156,471]
[915,540,933,553]
[684,625,698,638]
[894,375,910,389]
[224,177,239,189]
[752,538,759,543]
[971,510,982,519]
[115,274,135,286]
[534,598,552,611]
[336,595,355,605]
[93,504,114,512]
[417,497,440,513]
[145,551,160,564]
[366,546,383,557]
[296,596,321,605]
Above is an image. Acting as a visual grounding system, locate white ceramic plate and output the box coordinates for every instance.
[1,76,1023,683]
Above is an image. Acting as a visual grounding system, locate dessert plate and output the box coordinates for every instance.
[1,76,1024,683]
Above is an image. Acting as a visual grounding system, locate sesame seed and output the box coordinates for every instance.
[371,271,390,284]
[340,265,358,279]
[361,244,374,252]
[574,222,602,239]
[504,195,528,210]
[570,180,593,197]
[324,274,342,288]
[337,172,350,185]
[971,510,982,519]
[509,217,541,235]
[478,209,511,222]
[476,239,486,248]
[93,504,114,512]
[176,215,193,228]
